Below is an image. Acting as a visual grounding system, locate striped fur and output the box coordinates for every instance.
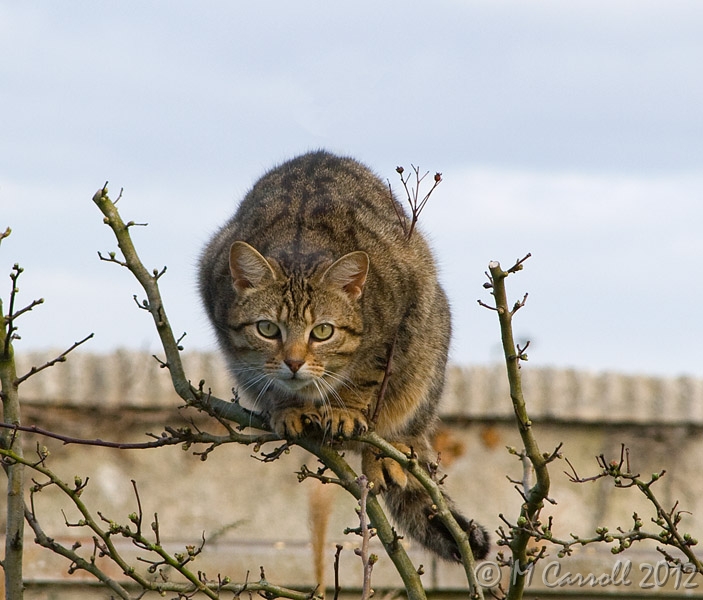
[199,151,488,561]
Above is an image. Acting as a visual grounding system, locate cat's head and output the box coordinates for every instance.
[222,241,369,404]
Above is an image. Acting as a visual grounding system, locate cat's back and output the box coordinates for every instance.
[226,151,410,260]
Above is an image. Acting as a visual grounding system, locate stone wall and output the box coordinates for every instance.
[6,351,703,598]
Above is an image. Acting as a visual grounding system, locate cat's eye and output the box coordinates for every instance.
[256,320,280,339]
[310,323,334,341]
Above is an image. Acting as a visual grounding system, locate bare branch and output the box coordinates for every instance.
[352,475,377,600]
[0,266,26,598]
[97,250,128,268]
[371,334,397,426]
[386,180,409,238]
[391,165,443,240]
[3,264,45,358]
[14,444,321,599]
[8,298,45,322]
[506,253,532,274]
[15,333,93,385]
[477,299,500,312]
[333,544,343,600]
[481,257,551,600]
[0,421,275,451]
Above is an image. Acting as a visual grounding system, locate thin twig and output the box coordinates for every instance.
[392,165,443,240]
[8,298,45,322]
[371,334,397,425]
[333,544,343,600]
[0,421,275,450]
[15,333,94,385]
[354,475,377,600]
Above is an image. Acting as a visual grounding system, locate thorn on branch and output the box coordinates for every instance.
[152,354,169,369]
[176,331,187,351]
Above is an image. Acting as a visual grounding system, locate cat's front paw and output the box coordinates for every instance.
[321,408,368,439]
[268,407,322,438]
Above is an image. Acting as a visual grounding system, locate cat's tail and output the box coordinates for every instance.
[308,482,335,596]
[381,475,490,562]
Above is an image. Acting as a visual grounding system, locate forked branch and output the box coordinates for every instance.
[480,255,553,600]
[389,165,442,240]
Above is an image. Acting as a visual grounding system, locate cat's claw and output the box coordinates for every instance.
[322,409,368,439]
[269,407,368,440]
[268,407,322,438]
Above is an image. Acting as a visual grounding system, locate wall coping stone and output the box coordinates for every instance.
[13,350,703,424]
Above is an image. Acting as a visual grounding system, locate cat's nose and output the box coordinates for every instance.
[284,358,305,374]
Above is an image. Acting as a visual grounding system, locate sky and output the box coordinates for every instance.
[1,1,702,378]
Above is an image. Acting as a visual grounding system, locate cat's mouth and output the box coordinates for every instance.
[273,375,329,402]
[275,376,314,393]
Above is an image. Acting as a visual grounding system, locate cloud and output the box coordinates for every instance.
[2,1,702,376]
[422,168,703,237]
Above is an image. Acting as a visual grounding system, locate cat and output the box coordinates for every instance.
[198,150,489,562]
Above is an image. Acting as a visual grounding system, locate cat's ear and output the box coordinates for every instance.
[229,241,276,293]
[322,251,369,301]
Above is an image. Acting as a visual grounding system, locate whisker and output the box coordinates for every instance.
[252,377,275,408]
[322,369,358,393]
[312,380,335,444]
[317,376,345,409]
[237,371,270,395]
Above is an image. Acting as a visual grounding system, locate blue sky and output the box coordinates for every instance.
[1,1,702,377]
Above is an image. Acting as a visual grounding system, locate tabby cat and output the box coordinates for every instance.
[198,151,489,562]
